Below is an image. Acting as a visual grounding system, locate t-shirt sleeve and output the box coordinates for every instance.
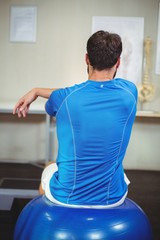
[45,85,78,116]
[45,89,65,117]
[129,81,138,101]
[120,79,138,103]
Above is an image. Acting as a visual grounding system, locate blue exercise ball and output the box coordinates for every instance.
[14,195,153,240]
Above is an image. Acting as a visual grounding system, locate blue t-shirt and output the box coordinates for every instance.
[45,79,137,205]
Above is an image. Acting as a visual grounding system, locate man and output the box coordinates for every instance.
[13,30,137,208]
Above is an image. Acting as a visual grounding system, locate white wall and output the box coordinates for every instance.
[124,118,160,170]
[0,0,160,169]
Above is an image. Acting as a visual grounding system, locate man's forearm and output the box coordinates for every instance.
[33,88,58,99]
[13,87,59,117]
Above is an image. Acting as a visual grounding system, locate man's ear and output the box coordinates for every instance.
[116,57,120,68]
[85,53,90,65]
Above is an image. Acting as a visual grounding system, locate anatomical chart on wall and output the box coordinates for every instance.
[92,16,144,85]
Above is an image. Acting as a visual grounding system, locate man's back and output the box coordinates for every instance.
[45,78,137,206]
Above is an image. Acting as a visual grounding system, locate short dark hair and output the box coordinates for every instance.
[86,30,122,70]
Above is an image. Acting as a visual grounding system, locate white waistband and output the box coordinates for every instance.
[46,188,128,209]
[42,163,130,209]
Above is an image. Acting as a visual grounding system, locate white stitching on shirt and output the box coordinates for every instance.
[106,83,137,203]
[56,82,90,117]
[55,82,90,203]
[54,80,137,204]
[114,83,137,102]
[65,100,77,203]
[106,100,136,204]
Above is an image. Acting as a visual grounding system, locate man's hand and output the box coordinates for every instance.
[13,87,56,117]
[13,89,38,118]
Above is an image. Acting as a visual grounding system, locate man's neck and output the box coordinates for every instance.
[88,65,117,82]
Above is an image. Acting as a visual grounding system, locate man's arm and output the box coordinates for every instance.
[13,88,57,118]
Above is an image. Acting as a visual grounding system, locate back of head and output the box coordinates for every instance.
[87,30,122,70]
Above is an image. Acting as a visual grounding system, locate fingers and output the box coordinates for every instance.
[22,106,30,118]
[17,106,30,118]
[13,89,37,117]
[13,99,30,118]
[18,108,25,118]
[13,101,22,115]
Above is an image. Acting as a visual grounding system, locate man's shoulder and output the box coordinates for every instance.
[115,78,137,92]
[115,78,138,100]
[54,81,88,97]
[115,78,136,88]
